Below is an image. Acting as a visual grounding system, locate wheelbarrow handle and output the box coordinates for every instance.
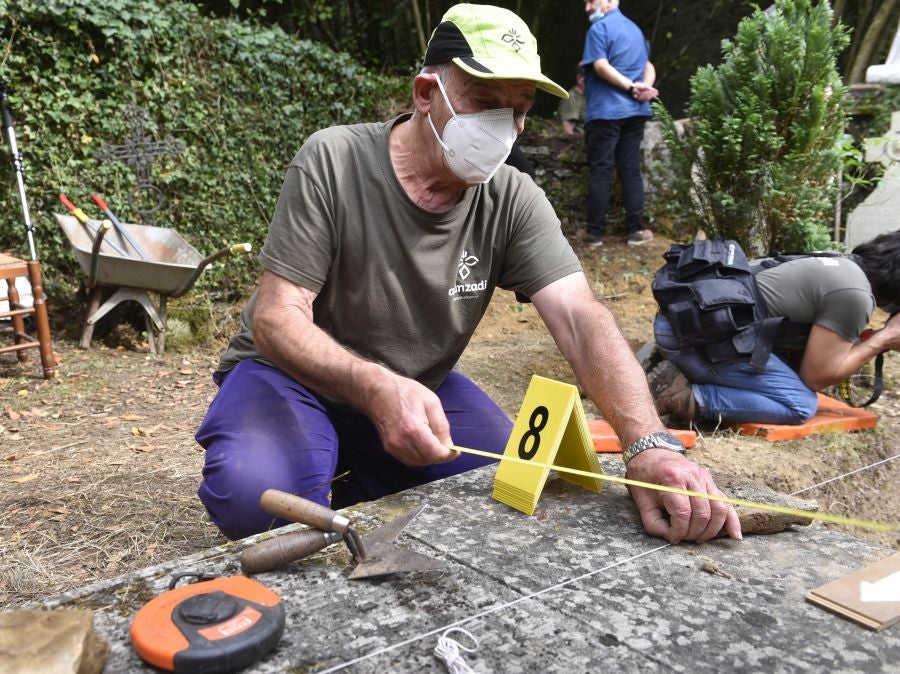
[86,220,112,289]
[169,242,252,298]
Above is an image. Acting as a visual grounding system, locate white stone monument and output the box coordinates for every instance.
[866,18,900,84]
[845,20,900,249]
[845,111,900,250]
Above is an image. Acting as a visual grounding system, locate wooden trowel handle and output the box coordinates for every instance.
[260,489,351,532]
[240,529,342,575]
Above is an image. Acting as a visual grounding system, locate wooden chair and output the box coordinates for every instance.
[0,252,56,378]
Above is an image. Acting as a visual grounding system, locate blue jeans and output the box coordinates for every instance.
[196,360,513,540]
[584,116,648,236]
[654,315,819,425]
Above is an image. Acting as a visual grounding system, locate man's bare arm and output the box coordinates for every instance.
[592,58,634,92]
[531,272,740,543]
[800,316,900,390]
[252,270,456,465]
[642,61,656,88]
[592,58,658,101]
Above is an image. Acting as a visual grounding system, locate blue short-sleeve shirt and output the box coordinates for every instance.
[582,8,652,122]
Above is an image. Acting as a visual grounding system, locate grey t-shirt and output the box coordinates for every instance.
[218,115,582,389]
[755,256,875,343]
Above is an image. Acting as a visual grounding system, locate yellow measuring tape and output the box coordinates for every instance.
[450,445,899,533]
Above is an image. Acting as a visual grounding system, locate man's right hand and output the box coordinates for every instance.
[879,311,900,351]
[361,369,459,466]
[625,448,742,543]
[632,82,658,103]
[252,271,459,466]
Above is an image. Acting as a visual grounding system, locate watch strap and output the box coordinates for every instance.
[622,431,686,465]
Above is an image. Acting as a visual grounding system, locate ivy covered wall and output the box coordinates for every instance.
[0,0,408,294]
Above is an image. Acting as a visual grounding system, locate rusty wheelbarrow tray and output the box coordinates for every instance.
[54,213,251,354]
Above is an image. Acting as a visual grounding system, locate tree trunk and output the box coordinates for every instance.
[844,0,875,80]
[410,0,426,58]
[847,0,897,84]
[832,0,847,26]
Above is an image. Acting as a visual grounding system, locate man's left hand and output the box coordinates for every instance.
[625,448,742,543]
[632,83,658,103]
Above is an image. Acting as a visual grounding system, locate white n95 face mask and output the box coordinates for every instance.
[427,76,517,184]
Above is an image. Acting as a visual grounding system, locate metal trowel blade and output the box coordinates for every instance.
[347,503,446,580]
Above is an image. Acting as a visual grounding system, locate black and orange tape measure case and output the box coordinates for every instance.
[131,573,285,673]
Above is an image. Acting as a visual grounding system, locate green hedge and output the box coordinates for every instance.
[0,0,409,296]
[654,0,849,256]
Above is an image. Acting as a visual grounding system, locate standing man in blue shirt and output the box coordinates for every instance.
[580,0,658,248]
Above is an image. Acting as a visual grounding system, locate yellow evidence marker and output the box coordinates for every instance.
[492,375,603,515]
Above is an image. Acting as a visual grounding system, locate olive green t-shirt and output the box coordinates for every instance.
[754,256,875,343]
[218,115,582,390]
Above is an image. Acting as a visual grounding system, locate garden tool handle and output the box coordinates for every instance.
[240,529,342,575]
[89,192,148,260]
[260,489,351,533]
[0,84,12,129]
[59,192,90,223]
[89,193,110,211]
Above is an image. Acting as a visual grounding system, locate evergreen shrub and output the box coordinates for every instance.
[654,0,849,256]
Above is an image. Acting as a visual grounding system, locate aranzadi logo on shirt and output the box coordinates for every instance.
[448,250,487,299]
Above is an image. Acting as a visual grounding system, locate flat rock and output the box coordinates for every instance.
[0,609,109,674]
[32,462,899,673]
[714,472,817,534]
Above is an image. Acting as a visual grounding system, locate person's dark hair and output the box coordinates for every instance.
[852,230,900,305]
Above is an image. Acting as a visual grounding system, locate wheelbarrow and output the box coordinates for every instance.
[54,213,251,353]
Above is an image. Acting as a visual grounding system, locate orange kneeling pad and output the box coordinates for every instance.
[736,393,878,441]
[589,419,697,453]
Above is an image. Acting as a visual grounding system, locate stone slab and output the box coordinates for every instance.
[845,110,900,250]
[866,18,900,84]
[846,184,900,250]
[35,458,899,673]
[866,64,900,84]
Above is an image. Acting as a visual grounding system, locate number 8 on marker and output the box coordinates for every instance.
[518,406,549,460]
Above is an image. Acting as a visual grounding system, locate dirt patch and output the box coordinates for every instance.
[464,235,900,552]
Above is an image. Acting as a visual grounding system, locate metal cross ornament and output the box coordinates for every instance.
[96,105,183,225]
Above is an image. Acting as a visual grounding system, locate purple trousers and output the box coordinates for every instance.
[196,359,513,540]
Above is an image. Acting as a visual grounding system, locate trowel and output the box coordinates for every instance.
[239,489,445,580]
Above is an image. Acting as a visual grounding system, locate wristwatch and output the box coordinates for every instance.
[622,431,686,465]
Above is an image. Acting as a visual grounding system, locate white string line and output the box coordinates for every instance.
[315,542,671,673]
[789,453,900,496]
[317,454,900,672]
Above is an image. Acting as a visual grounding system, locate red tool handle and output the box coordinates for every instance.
[59,192,77,212]
[90,193,109,211]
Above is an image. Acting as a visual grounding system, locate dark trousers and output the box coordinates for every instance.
[584,116,648,236]
[196,359,513,540]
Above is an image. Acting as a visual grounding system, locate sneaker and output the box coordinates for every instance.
[626,229,654,246]
[647,360,696,421]
[576,228,604,248]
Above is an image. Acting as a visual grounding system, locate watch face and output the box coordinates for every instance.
[654,432,685,451]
